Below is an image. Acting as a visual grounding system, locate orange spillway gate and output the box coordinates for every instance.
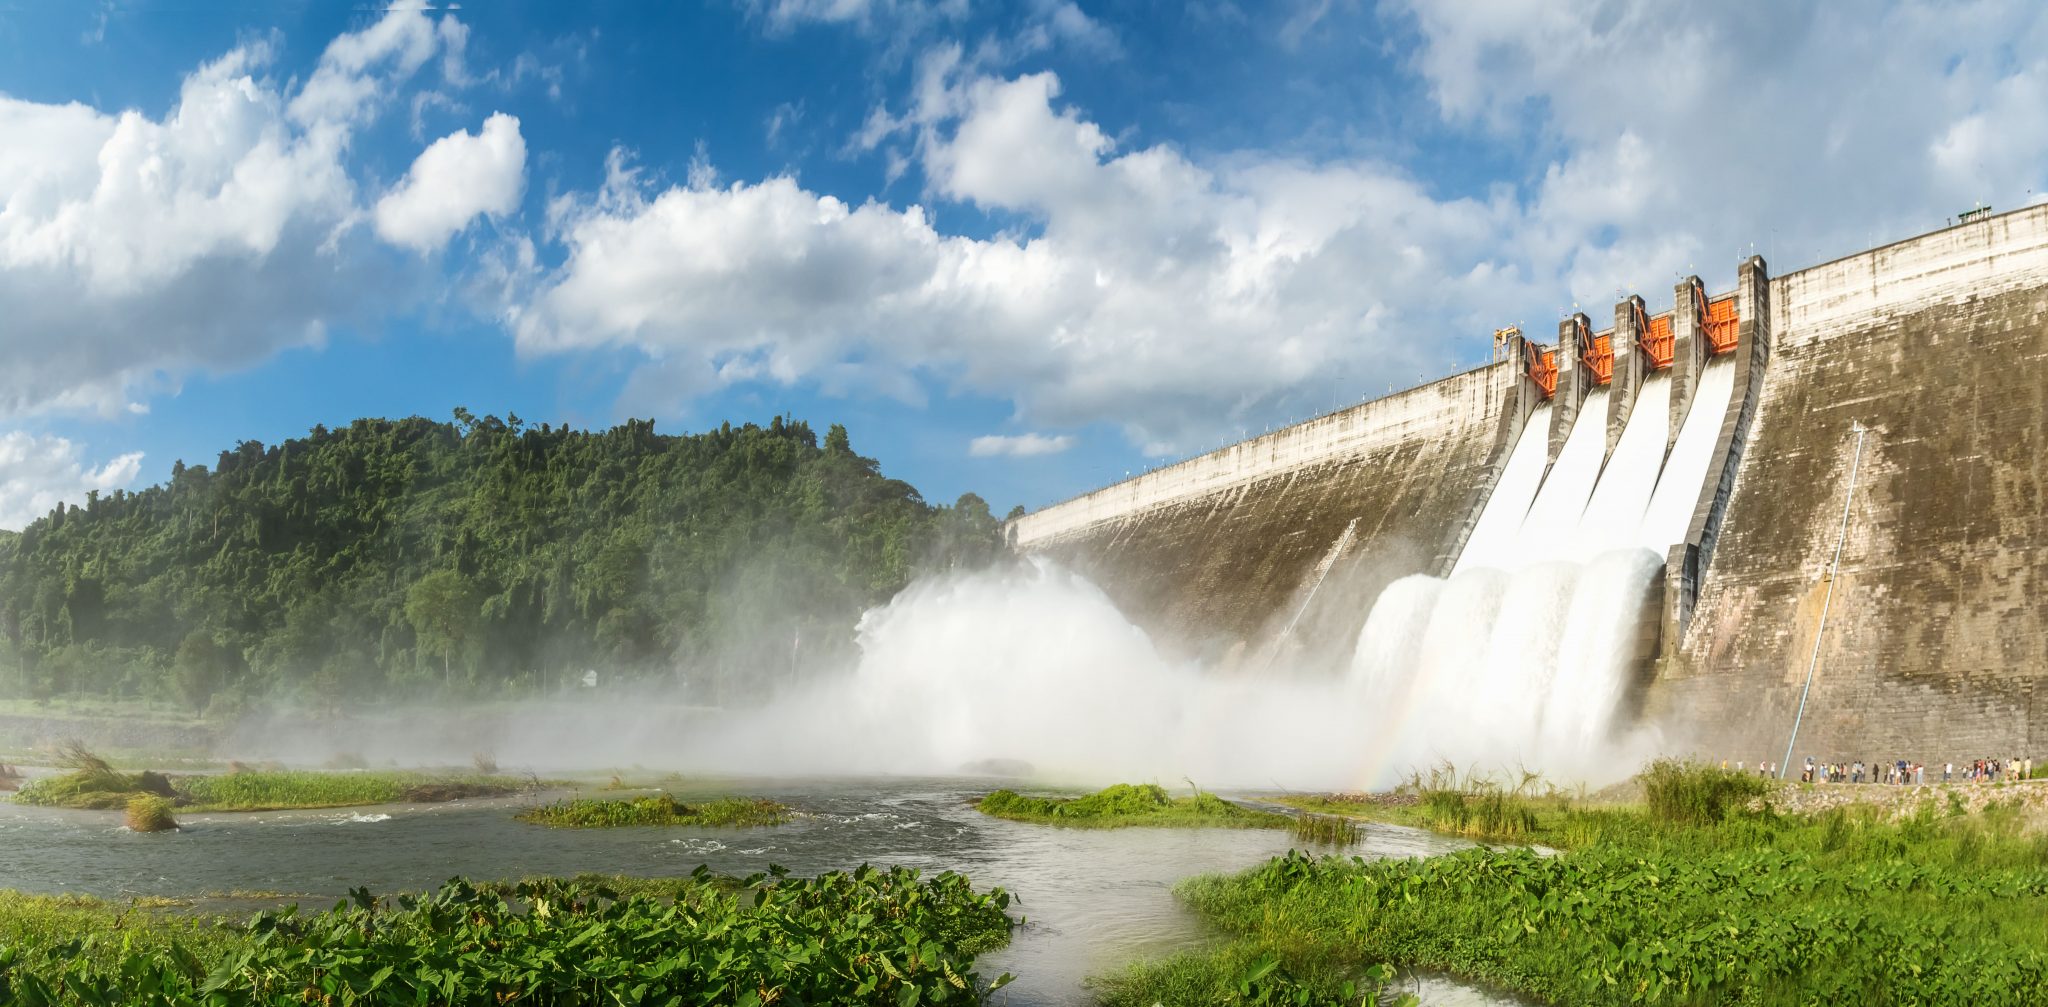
[1527,345,1558,397]
[1704,293,1739,354]
[1582,329,1614,384]
[1638,300,1674,369]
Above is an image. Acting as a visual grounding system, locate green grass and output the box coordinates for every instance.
[173,770,521,811]
[975,783,1293,830]
[10,745,530,812]
[1103,761,2048,1006]
[0,867,1016,1005]
[516,794,792,828]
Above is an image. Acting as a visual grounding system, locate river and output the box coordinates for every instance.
[0,776,1525,1005]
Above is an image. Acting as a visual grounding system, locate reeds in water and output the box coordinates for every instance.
[1289,813,1360,845]
[125,795,178,833]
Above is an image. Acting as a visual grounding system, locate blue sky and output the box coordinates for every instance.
[4,1,2048,528]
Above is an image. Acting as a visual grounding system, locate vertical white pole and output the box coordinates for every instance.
[1781,423,1867,779]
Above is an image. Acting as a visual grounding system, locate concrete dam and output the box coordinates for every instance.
[1010,205,2048,769]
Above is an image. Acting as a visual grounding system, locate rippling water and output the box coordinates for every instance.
[0,777,1522,1005]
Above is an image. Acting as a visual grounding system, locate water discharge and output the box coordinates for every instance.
[1453,405,1553,575]
[1640,359,1736,550]
[1513,389,1609,568]
[1347,364,1731,783]
[1575,375,1670,551]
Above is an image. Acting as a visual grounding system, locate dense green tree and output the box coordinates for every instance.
[0,413,1005,707]
[405,570,480,685]
[173,632,226,715]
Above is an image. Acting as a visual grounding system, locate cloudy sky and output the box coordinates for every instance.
[1,0,2043,528]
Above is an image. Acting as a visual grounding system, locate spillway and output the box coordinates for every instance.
[1577,375,1670,551]
[1453,405,1553,575]
[1512,389,1610,569]
[1640,360,1735,550]
[1349,356,1735,779]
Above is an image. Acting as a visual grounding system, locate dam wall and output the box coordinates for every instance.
[1014,201,2048,764]
[1010,359,1528,666]
[1656,205,2048,764]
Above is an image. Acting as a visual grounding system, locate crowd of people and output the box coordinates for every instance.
[1721,756,2036,784]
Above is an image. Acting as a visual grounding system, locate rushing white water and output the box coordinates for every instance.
[1574,375,1670,552]
[1512,388,1609,569]
[1639,359,1736,550]
[1344,366,1737,783]
[1356,551,1663,781]
[1453,405,1553,575]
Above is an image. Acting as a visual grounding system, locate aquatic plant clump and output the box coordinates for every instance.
[0,867,1017,1004]
[976,783,1291,829]
[517,794,792,828]
[124,795,179,833]
[10,744,176,810]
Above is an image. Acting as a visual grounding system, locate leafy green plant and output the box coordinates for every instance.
[1109,769,2048,1007]
[0,867,1016,1005]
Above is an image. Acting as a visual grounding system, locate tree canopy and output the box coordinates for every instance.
[0,413,1003,709]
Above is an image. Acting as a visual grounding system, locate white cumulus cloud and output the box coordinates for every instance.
[0,3,466,419]
[375,112,527,252]
[0,432,143,531]
[511,62,1519,453]
[970,433,1074,457]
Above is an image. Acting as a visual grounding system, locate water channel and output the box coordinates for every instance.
[0,776,1528,1005]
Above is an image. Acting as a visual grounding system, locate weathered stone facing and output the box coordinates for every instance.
[1656,234,2048,766]
[1608,297,1647,453]
[1010,363,1518,668]
[1669,276,1707,455]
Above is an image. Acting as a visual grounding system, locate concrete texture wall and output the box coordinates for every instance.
[1010,361,1522,667]
[1608,297,1647,453]
[1656,206,2048,765]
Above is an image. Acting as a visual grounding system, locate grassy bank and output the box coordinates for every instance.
[0,866,1015,1005]
[977,783,1293,830]
[1102,761,2048,1006]
[517,794,792,828]
[172,770,521,811]
[8,745,529,813]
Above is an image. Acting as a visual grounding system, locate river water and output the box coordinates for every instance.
[0,777,1523,1005]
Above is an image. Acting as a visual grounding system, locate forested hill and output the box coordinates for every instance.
[0,412,1005,712]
